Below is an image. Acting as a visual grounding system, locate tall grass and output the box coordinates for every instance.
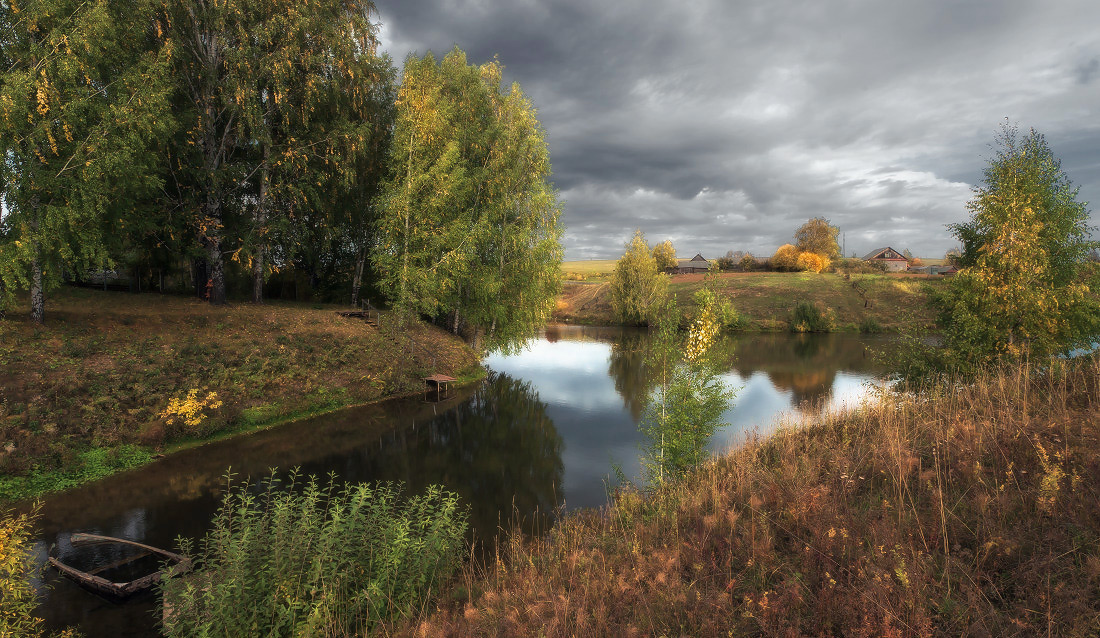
[402,355,1100,636]
[160,472,467,637]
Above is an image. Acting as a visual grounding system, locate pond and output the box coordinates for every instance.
[27,327,895,637]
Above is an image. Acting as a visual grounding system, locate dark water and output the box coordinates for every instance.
[25,327,892,636]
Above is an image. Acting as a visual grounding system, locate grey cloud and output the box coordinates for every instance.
[376,0,1100,260]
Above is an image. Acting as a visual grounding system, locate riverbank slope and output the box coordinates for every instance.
[406,355,1100,636]
[553,271,944,330]
[0,288,481,503]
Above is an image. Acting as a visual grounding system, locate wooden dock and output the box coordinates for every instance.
[423,374,457,401]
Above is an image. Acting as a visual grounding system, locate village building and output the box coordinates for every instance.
[862,247,909,272]
[668,254,711,274]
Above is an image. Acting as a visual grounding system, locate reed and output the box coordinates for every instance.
[160,472,467,637]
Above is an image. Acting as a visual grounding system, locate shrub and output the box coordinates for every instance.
[739,253,756,271]
[0,508,80,638]
[795,251,830,273]
[790,301,835,332]
[691,288,746,331]
[609,230,669,325]
[161,473,468,637]
[858,316,883,334]
[640,299,735,484]
[0,508,42,637]
[158,389,223,438]
[771,244,800,271]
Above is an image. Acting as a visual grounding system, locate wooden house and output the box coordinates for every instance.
[862,247,909,272]
[670,254,711,274]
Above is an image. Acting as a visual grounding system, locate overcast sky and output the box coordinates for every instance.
[376,0,1100,261]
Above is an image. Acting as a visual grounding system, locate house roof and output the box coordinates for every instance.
[862,247,907,261]
[675,255,710,268]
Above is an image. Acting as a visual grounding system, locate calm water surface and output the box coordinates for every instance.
[28,327,893,636]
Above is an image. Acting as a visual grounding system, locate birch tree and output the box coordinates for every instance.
[0,0,173,321]
[376,48,562,350]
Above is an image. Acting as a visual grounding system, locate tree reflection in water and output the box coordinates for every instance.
[318,372,565,546]
[603,330,891,417]
[607,331,656,421]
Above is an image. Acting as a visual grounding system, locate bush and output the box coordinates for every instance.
[771,244,800,271]
[161,473,468,637]
[0,509,79,638]
[858,316,883,334]
[795,251,830,273]
[0,508,42,637]
[610,230,669,325]
[691,288,746,331]
[739,253,756,271]
[790,301,835,333]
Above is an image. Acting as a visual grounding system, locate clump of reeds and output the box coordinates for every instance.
[400,355,1100,637]
[160,472,467,637]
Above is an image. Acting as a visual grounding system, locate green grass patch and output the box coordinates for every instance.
[0,444,153,503]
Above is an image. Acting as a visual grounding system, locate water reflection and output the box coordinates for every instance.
[488,326,894,461]
[31,326,892,637]
[30,375,562,638]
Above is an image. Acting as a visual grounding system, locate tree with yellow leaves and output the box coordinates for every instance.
[796,251,830,273]
[652,239,677,271]
[609,230,668,325]
[375,48,562,351]
[771,243,800,271]
[933,124,1100,369]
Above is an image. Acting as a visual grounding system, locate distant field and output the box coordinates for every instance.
[561,260,618,279]
[553,271,945,331]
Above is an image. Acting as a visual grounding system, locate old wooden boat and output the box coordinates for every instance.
[48,533,192,600]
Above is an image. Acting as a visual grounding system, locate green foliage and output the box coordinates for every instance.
[691,266,745,331]
[0,0,175,321]
[790,300,835,333]
[0,445,152,503]
[929,124,1100,373]
[794,217,840,259]
[375,48,562,351]
[639,297,735,485]
[0,507,43,637]
[652,240,677,271]
[161,472,468,637]
[858,316,883,334]
[609,230,669,325]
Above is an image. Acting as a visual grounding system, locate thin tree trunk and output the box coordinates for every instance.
[30,252,44,324]
[351,246,365,308]
[251,142,270,304]
[400,129,414,305]
[205,233,226,305]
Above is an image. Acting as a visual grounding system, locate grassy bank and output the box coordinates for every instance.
[0,288,481,503]
[402,355,1100,636]
[553,271,944,331]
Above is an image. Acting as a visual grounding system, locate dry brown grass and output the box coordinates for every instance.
[551,282,614,325]
[0,288,480,499]
[398,356,1100,637]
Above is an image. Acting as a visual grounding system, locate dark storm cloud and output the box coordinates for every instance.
[376,0,1100,259]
